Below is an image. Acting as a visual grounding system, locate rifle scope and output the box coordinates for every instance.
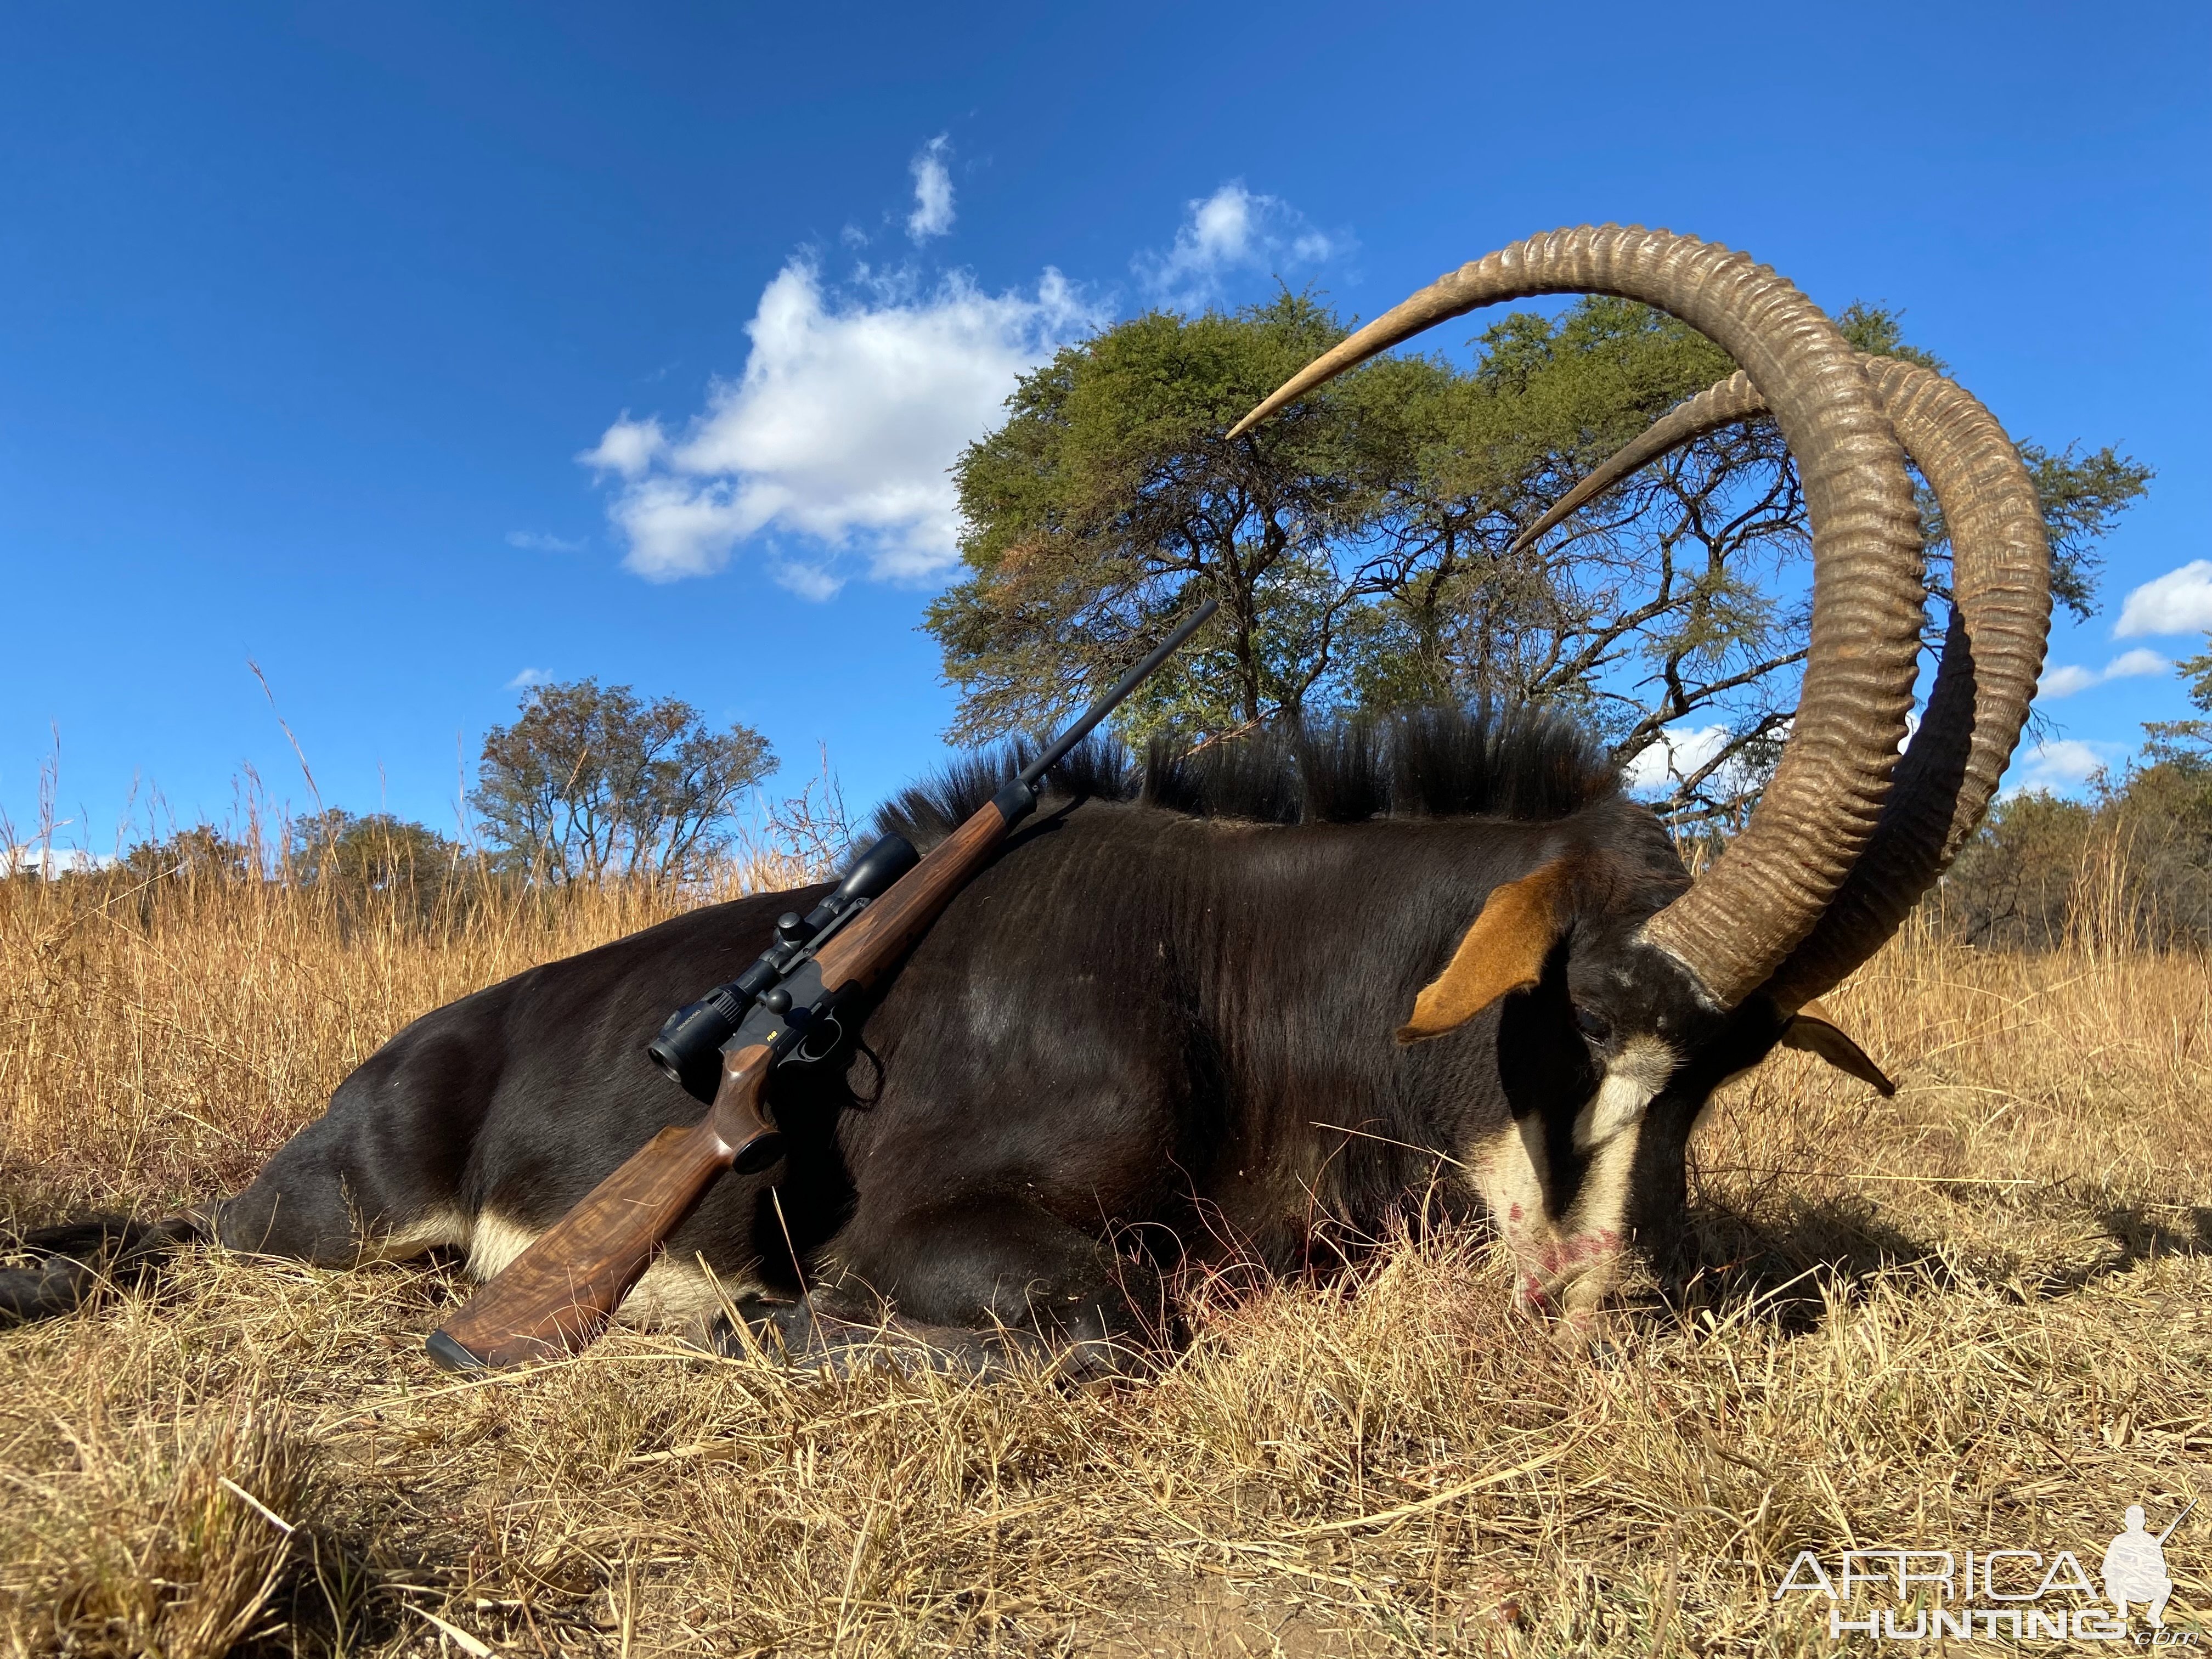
[646,830,919,1099]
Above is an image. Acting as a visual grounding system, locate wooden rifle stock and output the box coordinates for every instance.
[425,802,1017,1369]
[426,597,1216,1370]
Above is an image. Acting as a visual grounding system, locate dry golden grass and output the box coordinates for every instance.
[1,860,2207,1656]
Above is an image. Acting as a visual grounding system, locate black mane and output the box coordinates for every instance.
[874,707,1619,848]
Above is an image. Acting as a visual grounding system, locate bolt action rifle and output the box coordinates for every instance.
[427,600,1218,1370]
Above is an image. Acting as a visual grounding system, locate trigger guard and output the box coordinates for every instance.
[793,1012,844,1065]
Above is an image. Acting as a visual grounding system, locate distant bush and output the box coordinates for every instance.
[1938,759,2212,953]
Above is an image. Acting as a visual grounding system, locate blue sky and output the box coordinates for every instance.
[3,1,2207,859]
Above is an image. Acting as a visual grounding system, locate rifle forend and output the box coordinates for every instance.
[425,597,1219,1370]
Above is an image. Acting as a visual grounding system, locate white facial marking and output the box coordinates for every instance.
[1466,1034,1677,1322]
[1572,1035,1677,1151]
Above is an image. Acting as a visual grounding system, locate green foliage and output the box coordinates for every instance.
[119,826,256,885]
[1345,296,1777,795]
[937,291,1797,814]
[289,810,462,891]
[2022,442,2154,621]
[2142,637,2212,769]
[932,293,1397,741]
[1940,789,2097,949]
[471,679,775,882]
[1914,432,2151,628]
[1837,301,1946,373]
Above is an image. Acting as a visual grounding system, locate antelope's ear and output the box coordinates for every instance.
[1397,857,1576,1045]
[1781,999,1896,1096]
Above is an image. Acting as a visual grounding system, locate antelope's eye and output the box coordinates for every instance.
[1573,1005,1612,1043]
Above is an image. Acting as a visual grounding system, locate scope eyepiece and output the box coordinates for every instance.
[647,985,747,1101]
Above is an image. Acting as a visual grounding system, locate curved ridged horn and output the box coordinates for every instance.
[1501,360,2050,1007]
[1507,370,1767,558]
[1767,359,2049,1005]
[1228,226,1924,1009]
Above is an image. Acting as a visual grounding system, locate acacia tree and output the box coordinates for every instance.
[1339,303,1902,819]
[935,293,2149,821]
[928,294,1426,742]
[2143,637,2212,768]
[1339,300,1768,763]
[471,680,774,882]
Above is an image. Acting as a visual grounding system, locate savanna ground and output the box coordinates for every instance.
[0,845,2206,1657]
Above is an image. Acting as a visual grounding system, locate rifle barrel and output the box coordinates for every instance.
[2157,1497,2196,1544]
[1018,599,1217,787]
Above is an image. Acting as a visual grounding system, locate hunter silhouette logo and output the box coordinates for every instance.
[2106,1500,2192,1630]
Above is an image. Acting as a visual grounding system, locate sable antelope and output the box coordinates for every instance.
[2,228,2047,1368]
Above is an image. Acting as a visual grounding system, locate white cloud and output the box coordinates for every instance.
[771,560,845,602]
[1133,182,1349,304]
[605,476,753,580]
[505,530,585,553]
[2037,663,2100,698]
[2008,738,2114,794]
[577,415,667,481]
[2116,559,2212,637]
[907,135,955,242]
[506,667,552,689]
[1623,724,1733,794]
[2106,646,2171,679]
[2036,648,2170,699]
[586,258,1100,584]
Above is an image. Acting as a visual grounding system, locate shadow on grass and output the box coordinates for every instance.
[1644,1190,2212,1336]
[1648,1194,1953,1336]
[2031,1203,2211,1298]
